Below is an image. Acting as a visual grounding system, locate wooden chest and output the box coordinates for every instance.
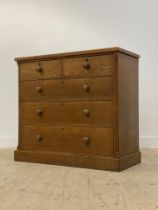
[14,47,141,171]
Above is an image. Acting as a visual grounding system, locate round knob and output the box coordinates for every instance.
[83,60,90,69]
[36,135,43,142]
[36,86,42,93]
[36,109,43,116]
[83,109,89,116]
[36,67,43,73]
[83,137,90,145]
[83,84,89,91]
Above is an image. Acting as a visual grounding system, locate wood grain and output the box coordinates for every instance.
[117,53,139,157]
[19,59,61,81]
[20,101,114,126]
[20,76,115,101]
[19,125,114,156]
[15,47,140,171]
[63,54,115,77]
[14,149,140,171]
[15,47,140,62]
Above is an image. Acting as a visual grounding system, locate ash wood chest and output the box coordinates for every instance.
[14,47,141,171]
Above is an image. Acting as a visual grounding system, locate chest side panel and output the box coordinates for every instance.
[117,53,139,157]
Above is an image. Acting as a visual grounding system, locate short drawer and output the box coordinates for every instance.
[20,77,114,101]
[20,101,114,127]
[19,60,61,81]
[63,54,115,77]
[19,125,114,156]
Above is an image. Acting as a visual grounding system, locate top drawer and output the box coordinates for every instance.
[63,54,115,77]
[19,60,61,81]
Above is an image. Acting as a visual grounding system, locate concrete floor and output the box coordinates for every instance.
[0,149,158,210]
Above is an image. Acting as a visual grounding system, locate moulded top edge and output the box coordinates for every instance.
[14,47,140,63]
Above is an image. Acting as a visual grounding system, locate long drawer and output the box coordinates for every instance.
[20,101,114,126]
[20,125,114,156]
[20,77,114,101]
[19,60,61,81]
[63,54,115,77]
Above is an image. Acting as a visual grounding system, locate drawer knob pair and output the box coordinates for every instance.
[83,137,90,145]
[36,109,43,115]
[36,86,42,93]
[36,135,89,145]
[36,135,43,142]
[83,59,90,69]
[83,109,89,116]
[36,109,89,116]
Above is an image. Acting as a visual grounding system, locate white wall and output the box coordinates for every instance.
[0,0,158,148]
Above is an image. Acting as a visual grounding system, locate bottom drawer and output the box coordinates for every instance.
[19,125,114,156]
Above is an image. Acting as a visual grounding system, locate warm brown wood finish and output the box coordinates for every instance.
[117,53,139,157]
[63,54,115,77]
[20,77,114,101]
[15,47,141,171]
[15,47,139,62]
[19,60,61,81]
[19,125,113,156]
[20,101,114,126]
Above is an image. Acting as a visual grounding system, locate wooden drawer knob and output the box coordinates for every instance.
[83,137,90,145]
[36,109,43,116]
[36,86,42,92]
[36,135,43,142]
[36,67,43,73]
[83,109,89,116]
[83,84,89,91]
[83,59,90,69]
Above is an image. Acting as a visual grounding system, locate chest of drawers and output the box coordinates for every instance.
[14,47,141,171]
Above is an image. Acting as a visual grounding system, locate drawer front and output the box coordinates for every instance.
[63,54,115,77]
[20,77,114,101]
[20,101,114,126]
[19,60,61,81]
[20,125,113,156]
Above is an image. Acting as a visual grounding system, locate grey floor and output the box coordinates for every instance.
[0,149,158,210]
